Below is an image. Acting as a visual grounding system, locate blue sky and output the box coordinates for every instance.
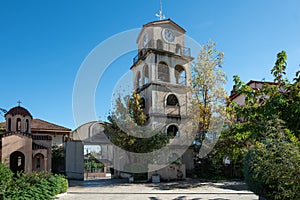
[1,0,299,129]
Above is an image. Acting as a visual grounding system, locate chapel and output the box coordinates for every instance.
[0,104,71,173]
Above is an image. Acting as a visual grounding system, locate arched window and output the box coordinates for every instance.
[16,118,21,132]
[167,125,179,137]
[33,153,45,171]
[175,44,182,55]
[36,155,41,168]
[25,119,29,132]
[135,71,141,88]
[166,94,179,106]
[143,64,149,84]
[158,62,170,82]
[8,118,11,131]
[140,97,145,109]
[175,65,186,85]
[157,39,163,50]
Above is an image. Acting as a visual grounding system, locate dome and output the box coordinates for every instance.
[5,106,32,119]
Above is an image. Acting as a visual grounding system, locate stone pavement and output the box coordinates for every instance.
[58,178,258,200]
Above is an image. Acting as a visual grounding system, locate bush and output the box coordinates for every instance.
[4,170,68,199]
[0,163,13,199]
[243,140,300,200]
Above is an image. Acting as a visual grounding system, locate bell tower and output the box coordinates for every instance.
[130,19,193,138]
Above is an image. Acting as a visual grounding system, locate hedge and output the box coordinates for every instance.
[243,140,300,200]
[0,164,68,200]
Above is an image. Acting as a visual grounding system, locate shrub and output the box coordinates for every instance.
[0,163,13,199]
[4,171,68,199]
[243,140,300,200]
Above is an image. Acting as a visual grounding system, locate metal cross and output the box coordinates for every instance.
[156,0,165,20]
[17,100,22,106]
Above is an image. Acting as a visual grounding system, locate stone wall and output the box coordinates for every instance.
[148,164,186,181]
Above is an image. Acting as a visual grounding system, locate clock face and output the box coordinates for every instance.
[143,32,148,47]
[163,28,175,43]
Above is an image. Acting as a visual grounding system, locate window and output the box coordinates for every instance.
[175,65,186,85]
[36,156,40,168]
[167,125,179,137]
[16,118,21,131]
[18,156,22,167]
[175,44,182,55]
[158,62,170,82]
[25,119,29,132]
[167,94,179,106]
[140,97,145,109]
[8,118,11,131]
[143,64,149,84]
[135,71,141,88]
[157,39,163,50]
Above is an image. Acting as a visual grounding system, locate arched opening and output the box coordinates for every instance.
[158,62,170,82]
[84,145,107,179]
[140,97,145,109]
[175,65,186,85]
[10,151,25,173]
[25,119,29,132]
[167,94,179,106]
[157,39,163,50]
[167,125,179,137]
[175,44,182,55]
[7,118,11,131]
[33,153,45,171]
[143,64,149,84]
[135,71,141,88]
[16,118,21,132]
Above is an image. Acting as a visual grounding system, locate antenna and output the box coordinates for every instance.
[155,0,165,20]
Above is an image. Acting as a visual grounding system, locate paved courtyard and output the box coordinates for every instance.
[58,178,258,200]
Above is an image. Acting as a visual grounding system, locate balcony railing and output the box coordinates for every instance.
[133,39,191,64]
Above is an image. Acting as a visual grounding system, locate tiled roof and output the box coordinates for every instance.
[31,119,71,132]
[0,118,71,133]
[229,80,277,101]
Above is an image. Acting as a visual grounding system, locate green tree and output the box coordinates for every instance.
[51,145,64,174]
[243,120,300,199]
[190,40,227,152]
[104,92,170,154]
[215,50,300,166]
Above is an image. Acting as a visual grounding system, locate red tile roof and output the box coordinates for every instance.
[0,118,71,133]
[31,119,71,132]
[229,80,277,101]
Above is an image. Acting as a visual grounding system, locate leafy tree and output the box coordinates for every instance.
[243,120,300,199]
[215,50,300,166]
[104,92,170,154]
[51,145,64,174]
[190,40,227,153]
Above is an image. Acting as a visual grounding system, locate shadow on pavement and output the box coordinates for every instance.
[68,178,129,188]
[148,178,250,192]
[68,178,251,193]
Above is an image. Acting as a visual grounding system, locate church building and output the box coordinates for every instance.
[0,105,71,173]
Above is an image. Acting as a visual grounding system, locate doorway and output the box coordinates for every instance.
[10,151,25,173]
